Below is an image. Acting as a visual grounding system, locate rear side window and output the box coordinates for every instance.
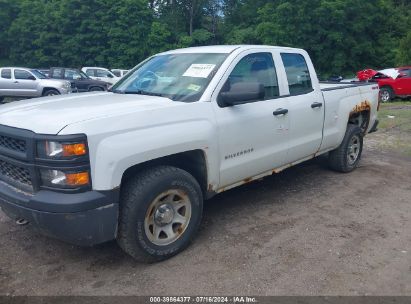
[86,69,95,77]
[96,69,111,77]
[112,70,121,77]
[14,69,33,80]
[227,52,279,99]
[281,53,313,95]
[1,69,11,79]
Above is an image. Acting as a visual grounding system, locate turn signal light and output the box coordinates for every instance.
[65,172,90,186]
[62,143,87,157]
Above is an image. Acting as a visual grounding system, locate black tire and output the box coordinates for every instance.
[117,166,203,263]
[380,86,394,103]
[43,89,60,96]
[0,96,5,104]
[89,86,104,92]
[329,124,363,173]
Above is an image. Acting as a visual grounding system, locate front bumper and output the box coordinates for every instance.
[57,87,72,94]
[0,181,119,246]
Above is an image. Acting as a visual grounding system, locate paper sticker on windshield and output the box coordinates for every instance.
[187,84,201,91]
[183,64,216,78]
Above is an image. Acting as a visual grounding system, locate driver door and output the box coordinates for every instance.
[212,50,290,188]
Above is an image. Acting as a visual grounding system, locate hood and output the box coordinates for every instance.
[0,92,182,134]
[43,78,70,85]
[357,69,378,81]
[377,68,400,79]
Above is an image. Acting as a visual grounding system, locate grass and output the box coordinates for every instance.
[378,101,411,132]
[374,100,411,156]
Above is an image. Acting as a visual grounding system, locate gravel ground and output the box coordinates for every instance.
[0,134,410,296]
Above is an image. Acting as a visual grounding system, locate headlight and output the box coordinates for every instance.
[40,169,90,189]
[37,140,87,159]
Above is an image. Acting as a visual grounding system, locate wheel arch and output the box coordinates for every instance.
[42,87,60,96]
[348,109,370,135]
[120,150,211,199]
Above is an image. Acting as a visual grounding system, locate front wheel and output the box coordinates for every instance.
[380,87,394,103]
[117,166,203,263]
[329,124,363,173]
[43,89,60,96]
[89,86,104,92]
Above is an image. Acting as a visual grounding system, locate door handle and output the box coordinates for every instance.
[273,108,288,116]
[311,102,323,108]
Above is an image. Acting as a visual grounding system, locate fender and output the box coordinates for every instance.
[59,101,220,191]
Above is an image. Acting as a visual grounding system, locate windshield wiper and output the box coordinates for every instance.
[110,88,125,94]
[124,90,164,97]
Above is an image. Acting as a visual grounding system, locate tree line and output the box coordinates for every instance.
[0,0,410,77]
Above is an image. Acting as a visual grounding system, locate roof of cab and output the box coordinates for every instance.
[159,45,303,55]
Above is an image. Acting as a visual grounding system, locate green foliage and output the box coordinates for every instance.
[0,0,410,74]
[396,30,411,66]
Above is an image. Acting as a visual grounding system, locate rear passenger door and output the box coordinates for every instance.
[280,53,325,163]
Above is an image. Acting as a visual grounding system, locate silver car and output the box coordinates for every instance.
[0,67,72,103]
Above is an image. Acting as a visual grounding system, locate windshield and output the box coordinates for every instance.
[31,69,48,79]
[112,53,228,102]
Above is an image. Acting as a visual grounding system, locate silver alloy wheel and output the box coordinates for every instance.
[144,189,192,246]
[347,135,360,165]
[380,90,390,102]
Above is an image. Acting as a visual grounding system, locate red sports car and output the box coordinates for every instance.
[357,67,411,102]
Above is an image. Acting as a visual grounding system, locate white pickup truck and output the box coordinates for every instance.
[0,45,379,262]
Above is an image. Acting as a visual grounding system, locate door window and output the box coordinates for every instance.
[281,53,312,95]
[52,69,63,79]
[1,69,11,79]
[96,69,112,77]
[14,69,33,80]
[64,69,82,80]
[85,69,96,77]
[226,52,279,100]
[400,69,411,77]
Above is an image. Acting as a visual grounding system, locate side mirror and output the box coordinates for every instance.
[218,82,265,107]
[107,74,114,78]
[28,75,36,80]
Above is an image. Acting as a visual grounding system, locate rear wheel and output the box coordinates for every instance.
[0,96,5,104]
[117,166,203,263]
[89,86,104,92]
[329,124,363,173]
[43,89,60,96]
[380,86,394,103]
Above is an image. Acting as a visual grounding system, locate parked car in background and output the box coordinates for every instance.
[328,75,344,82]
[81,67,120,84]
[49,67,110,92]
[0,67,71,103]
[111,69,129,78]
[357,67,411,102]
